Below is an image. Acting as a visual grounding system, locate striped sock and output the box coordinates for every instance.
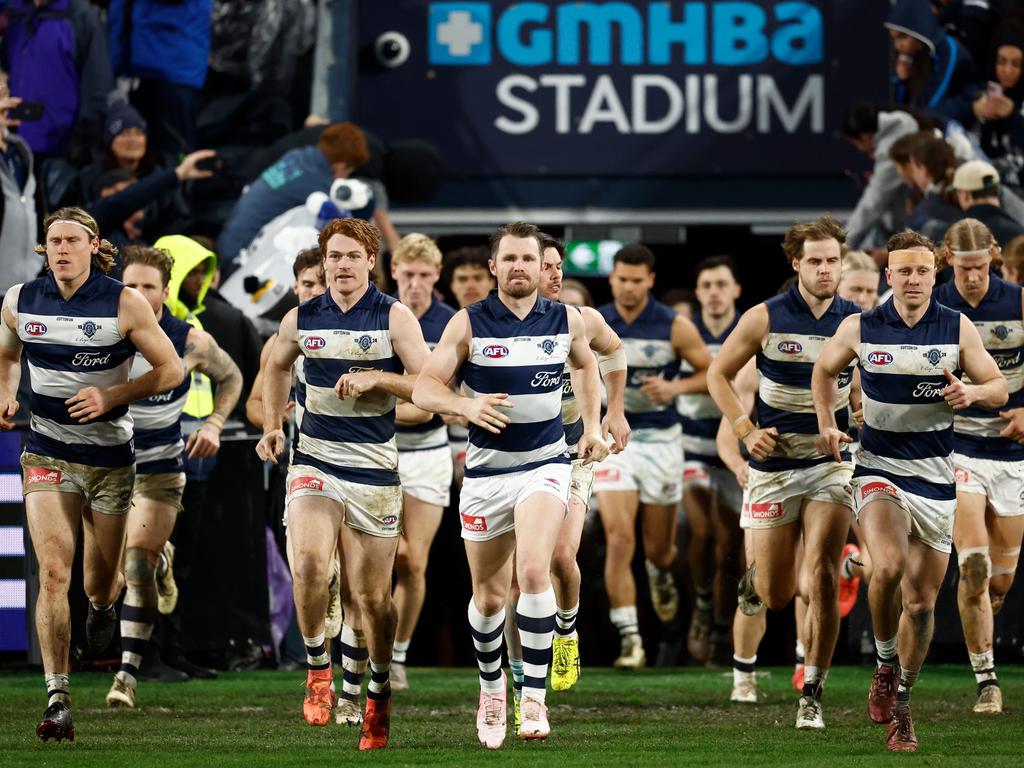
[303,632,330,670]
[733,654,756,685]
[508,657,525,698]
[339,623,368,702]
[609,605,639,639]
[969,649,998,693]
[518,588,556,704]
[555,602,579,637]
[896,667,919,711]
[468,599,505,694]
[802,665,821,700]
[393,639,410,665]
[118,549,159,686]
[367,660,391,700]
[45,672,70,706]
[875,635,898,668]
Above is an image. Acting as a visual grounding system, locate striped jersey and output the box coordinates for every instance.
[598,298,680,439]
[753,284,859,472]
[676,313,739,466]
[935,276,1024,461]
[560,305,585,452]
[15,270,135,467]
[855,297,961,500]
[130,309,191,474]
[463,291,570,478]
[396,297,455,452]
[292,284,400,486]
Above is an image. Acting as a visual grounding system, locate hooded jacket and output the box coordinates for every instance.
[885,0,980,125]
[108,0,211,89]
[156,234,217,320]
[0,134,39,294]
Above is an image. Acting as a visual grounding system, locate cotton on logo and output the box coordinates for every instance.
[746,502,784,520]
[777,341,802,354]
[868,351,894,366]
[461,513,487,532]
[26,467,61,484]
[304,336,326,350]
[482,344,509,359]
[861,481,899,500]
[289,476,324,493]
[24,322,46,336]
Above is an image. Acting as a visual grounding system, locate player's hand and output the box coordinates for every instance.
[999,407,1024,443]
[66,386,111,423]
[284,400,296,420]
[255,429,286,463]
[741,427,778,462]
[941,369,975,410]
[175,149,216,181]
[639,375,677,405]
[335,369,381,399]
[815,427,853,463]
[851,406,865,429]
[186,424,221,458]
[729,460,749,490]
[601,409,631,453]
[578,433,610,465]
[460,393,513,434]
[0,398,18,430]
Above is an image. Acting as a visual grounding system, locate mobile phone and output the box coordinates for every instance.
[195,154,226,173]
[987,81,1004,98]
[7,101,44,121]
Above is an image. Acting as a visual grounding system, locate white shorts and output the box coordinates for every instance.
[683,460,743,513]
[570,459,595,508]
[954,454,1024,518]
[285,463,403,538]
[459,463,571,542]
[593,439,682,505]
[741,461,853,530]
[398,446,453,508]
[851,474,955,553]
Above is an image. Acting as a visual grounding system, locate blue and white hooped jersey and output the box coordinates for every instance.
[676,313,739,467]
[855,298,961,500]
[753,284,859,473]
[129,309,191,474]
[463,291,570,478]
[935,277,1024,461]
[396,297,455,452]
[560,305,585,452]
[293,284,400,486]
[15,270,135,467]
[598,298,680,439]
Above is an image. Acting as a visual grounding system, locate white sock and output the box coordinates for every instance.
[609,605,639,638]
[393,639,410,665]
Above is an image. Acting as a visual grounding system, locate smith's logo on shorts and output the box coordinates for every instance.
[777,341,802,354]
[482,344,509,359]
[595,468,620,483]
[26,467,61,484]
[684,466,709,482]
[867,351,893,366]
[289,476,324,493]
[461,513,487,532]
[955,467,970,484]
[745,502,783,520]
[303,336,326,350]
[861,481,898,500]
[24,321,46,336]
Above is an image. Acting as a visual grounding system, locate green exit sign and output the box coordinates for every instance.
[563,240,623,276]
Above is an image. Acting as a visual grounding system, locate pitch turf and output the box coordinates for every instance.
[0,665,1021,766]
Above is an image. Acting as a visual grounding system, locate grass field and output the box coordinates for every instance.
[0,665,1022,766]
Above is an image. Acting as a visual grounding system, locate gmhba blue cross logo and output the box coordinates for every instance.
[429,3,491,64]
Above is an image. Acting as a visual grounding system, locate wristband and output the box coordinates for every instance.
[732,415,756,440]
[203,414,225,433]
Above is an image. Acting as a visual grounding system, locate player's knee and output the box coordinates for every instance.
[473,590,506,616]
[872,559,904,589]
[38,558,70,597]
[988,574,1012,615]
[958,548,991,599]
[354,585,391,614]
[517,561,550,594]
[761,588,792,612]
[124,547,156,586]
[395,548,426,581]
[291,555,326,587]
[550,542,578,580]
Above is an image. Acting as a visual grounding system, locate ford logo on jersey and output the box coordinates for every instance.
[483,344,509,359]
[304,336,326,350]
[24,321,46,336]
[777,340,802,354]
[868,351,893,366]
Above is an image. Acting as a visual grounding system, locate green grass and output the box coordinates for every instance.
[0,665,1022,766]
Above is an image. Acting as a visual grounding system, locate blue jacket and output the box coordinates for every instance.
[108,0,211,89]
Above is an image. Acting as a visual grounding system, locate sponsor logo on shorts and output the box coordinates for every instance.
[860,481,899,500]
[24,321,46,336]
[595,467,620,483]
[684,466,710,482]
[867,350,893,366]
[543,476,563,492]
[745,501,784,520]
[289,476,324,493]
[482,344,509,359]
[303,336,326,350]
[777,341,802,354]
[955,467,969,484]
[461,513,487,532]
[26,467,62,485]
[382,514,398,526]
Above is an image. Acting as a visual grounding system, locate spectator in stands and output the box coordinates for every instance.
[108,0,212,164]
[905,133,963,239]
[0,0,113,161]
[216,122,371,271]
[971,33,1024,193]
[952,159,1024,245]
[1002,233,1024,283]
[0,70,39,295]
[70,102,154,204]
[885,0,980,124]
[840,103,920,248]
[932,0,1000,67]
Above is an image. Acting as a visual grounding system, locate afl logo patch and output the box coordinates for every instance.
[24,321,46,336]
[868,351,893,366]
[303,336,326,350]
[382,515,398,526]
[483,344,509,359]
[777,340,802,354]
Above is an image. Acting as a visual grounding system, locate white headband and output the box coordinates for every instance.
[950,249,990,258]
[47,219,96,238]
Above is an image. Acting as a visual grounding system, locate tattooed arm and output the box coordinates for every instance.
[182,327,244,458]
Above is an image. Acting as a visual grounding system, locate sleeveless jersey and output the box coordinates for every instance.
[292,284,400,486]
[463,291,570,478]
[396,297,456,452]
[560,305,585,452]
[855,297,961,500]
[130,309,191,474]
[676,313,739,466]
[753,284,859,472]
[15,270,135,467]
[598,298,680,439]
[935,277,1024,461]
